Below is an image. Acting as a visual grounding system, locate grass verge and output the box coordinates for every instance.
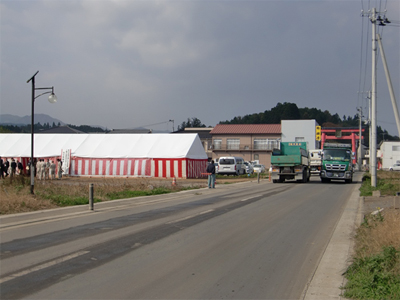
[360,170,400,196]
[341,171,400,299]
[0,176,202,214]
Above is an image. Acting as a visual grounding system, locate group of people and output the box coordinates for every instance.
[0,157,63,180]
[0,157,24,179]
[34,159,63,180]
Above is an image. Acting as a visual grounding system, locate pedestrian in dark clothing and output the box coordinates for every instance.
[206,160,216,188]
[17,160,23,176]
[10,159,17,178]
[4,159,9,177]
[0,157,4,179]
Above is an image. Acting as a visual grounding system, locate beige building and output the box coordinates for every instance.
[210,124,281,167]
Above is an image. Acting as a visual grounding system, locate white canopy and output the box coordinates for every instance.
[0,133,207,160]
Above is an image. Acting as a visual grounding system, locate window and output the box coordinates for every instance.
[213,139,222,150]
[219,158,235,165]
[254,139,280,150]
[392,146,400,151]
[227,139,240,150]
[254,139,267,150]
[254,154,259,161]
[295,137,305,142]
[268,139,280,150]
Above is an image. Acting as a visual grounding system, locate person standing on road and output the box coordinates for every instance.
[206,160,216,189]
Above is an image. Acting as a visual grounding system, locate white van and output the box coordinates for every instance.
[218,156,245,176]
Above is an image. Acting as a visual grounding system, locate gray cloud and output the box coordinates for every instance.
[1,0,399,134]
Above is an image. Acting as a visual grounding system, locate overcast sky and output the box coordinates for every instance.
[1,0,399,134]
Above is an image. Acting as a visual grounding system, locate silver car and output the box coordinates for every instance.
[253,164,265,173]
[389,163,400,171]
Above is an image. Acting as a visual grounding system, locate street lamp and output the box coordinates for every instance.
[27,71,57,194]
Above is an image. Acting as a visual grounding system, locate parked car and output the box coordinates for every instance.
[389,163,400,171]
[218,156,245,176]
[253,164,265,173]
[244,162,254,174]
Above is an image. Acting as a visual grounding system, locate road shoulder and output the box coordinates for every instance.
[302,173,363,300]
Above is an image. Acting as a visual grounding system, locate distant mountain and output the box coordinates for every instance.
[0,114,65,126]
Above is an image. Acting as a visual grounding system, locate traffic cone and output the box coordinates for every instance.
[172,177,176,186]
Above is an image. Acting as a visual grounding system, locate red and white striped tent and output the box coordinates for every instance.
[0,133,208,178]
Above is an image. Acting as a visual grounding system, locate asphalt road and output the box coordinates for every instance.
[0,176,359,299]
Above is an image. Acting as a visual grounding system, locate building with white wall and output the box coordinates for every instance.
[281,120,319,150]
[380,141,400,169]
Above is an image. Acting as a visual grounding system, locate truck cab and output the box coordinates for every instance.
[320,143,353,183]
[309,149,322,175]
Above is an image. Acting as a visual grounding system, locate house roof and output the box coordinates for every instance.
[210,124,281,134]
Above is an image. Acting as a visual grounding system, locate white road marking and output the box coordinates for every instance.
[241,195,261,201]
[166,209,215,224]
[0,250,90,284]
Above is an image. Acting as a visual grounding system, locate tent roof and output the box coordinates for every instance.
[0,133,207,160]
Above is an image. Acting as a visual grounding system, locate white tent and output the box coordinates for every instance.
[0,134,87,158]
[0,133,207,178]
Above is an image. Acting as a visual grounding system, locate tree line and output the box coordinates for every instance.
[1,102,398,145]
[182,102,398,145]
[0,123,105,133]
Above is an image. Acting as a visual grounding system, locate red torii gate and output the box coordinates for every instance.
[321,128,365,165]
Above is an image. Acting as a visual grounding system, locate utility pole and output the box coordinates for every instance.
[358,107,363,170]
[169,119,175,132]
[362,7,392,186]
[370,7,378,187]
[367,91,372,172]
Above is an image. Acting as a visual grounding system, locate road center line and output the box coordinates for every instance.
[166,209,215,224]
[241,195,261,202]
[0,250,90,284]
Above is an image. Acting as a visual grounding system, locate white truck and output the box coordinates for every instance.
[309,149,322,175]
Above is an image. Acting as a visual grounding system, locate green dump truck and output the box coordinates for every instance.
[271,142,310,183]
[320,143,353,183]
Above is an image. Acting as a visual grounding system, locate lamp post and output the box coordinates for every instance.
[27,71,57,194]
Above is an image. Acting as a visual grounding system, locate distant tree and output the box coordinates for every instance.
[68,124,105,133]
[0,126,13,133]
[178,118,206,130]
